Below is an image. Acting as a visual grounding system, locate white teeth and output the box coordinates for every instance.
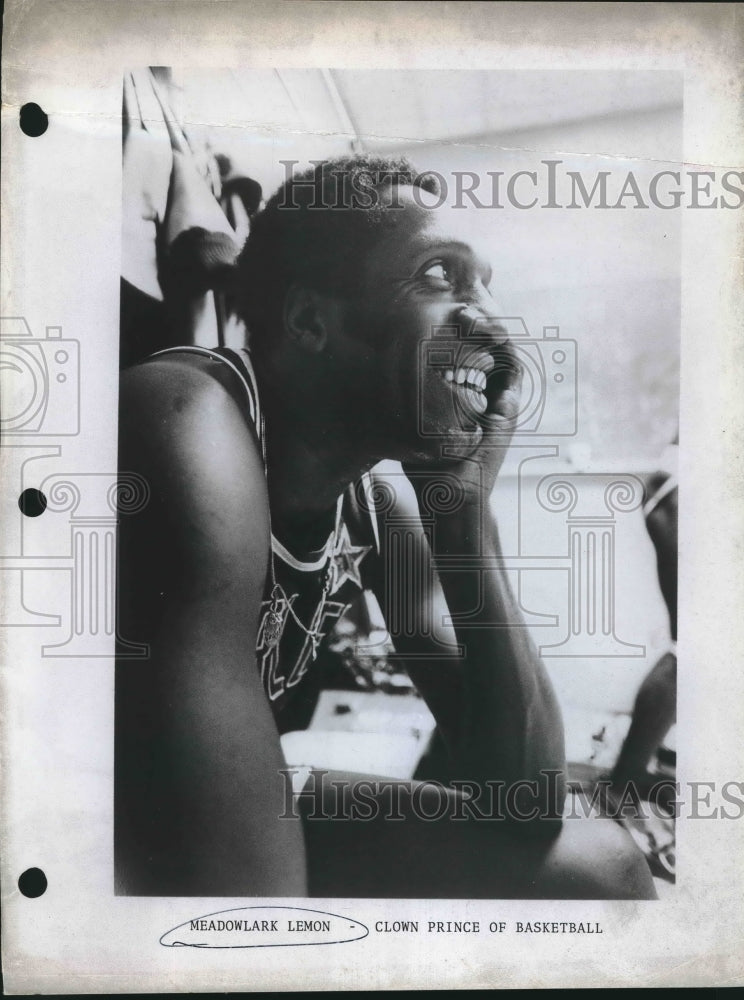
[468,388,488,414]
[441,368,489,393]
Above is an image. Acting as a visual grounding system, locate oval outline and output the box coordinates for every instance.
[160,904,369,949]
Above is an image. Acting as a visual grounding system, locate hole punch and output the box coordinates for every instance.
[19,103,49,137]
[18,867,47,898]
[18,488,47,517]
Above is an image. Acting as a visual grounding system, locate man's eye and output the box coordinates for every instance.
[422,262,451,283]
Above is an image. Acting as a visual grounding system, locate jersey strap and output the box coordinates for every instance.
[147,344,264,459]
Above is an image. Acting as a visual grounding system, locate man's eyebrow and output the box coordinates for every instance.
[410,237,476,254]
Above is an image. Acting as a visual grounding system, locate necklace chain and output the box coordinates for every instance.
[265,526,339,659]
[260,396,343,658]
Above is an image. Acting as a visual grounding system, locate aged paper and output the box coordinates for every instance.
[1,1,743,992]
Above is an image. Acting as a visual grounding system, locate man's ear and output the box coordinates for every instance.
[283,284,332,354]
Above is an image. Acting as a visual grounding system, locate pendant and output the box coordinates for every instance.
[309,628,323,662]
[262,586,287,650]
[263,607,284,650]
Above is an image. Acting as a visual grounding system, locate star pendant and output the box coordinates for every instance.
[327,523,372,595]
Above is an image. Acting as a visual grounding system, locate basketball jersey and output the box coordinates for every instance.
[148,345,381,726]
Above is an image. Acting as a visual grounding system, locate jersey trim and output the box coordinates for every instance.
[148,344,260,429]
[643,474,678,519]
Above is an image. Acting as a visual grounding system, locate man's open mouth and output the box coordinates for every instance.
[435,346,522,419]
[438,352,494,414]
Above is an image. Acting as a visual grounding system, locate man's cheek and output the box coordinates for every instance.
[419,367,461,439]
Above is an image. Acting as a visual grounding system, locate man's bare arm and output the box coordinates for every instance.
[365,465,565,823]
[115,358,307,895]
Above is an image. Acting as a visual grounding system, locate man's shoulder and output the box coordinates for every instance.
[119,351,269,556]
[121,350,251,421]
[122,351,260,461]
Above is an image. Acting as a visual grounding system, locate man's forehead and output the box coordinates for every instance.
[373,184,490,259]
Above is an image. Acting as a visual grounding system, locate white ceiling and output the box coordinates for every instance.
[181,67,681,147]
[179,67,682,200]
[332,69,682,147]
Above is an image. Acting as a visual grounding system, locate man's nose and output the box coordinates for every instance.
[461,278,494,310]
[456,302,508,344]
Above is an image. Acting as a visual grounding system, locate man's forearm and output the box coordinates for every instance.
[428,504,566,811]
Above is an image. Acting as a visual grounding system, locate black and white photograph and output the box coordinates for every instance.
[1,2,742,992]
[116,67,681,901]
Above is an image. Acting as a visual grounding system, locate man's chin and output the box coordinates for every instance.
[409,425,484,464]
